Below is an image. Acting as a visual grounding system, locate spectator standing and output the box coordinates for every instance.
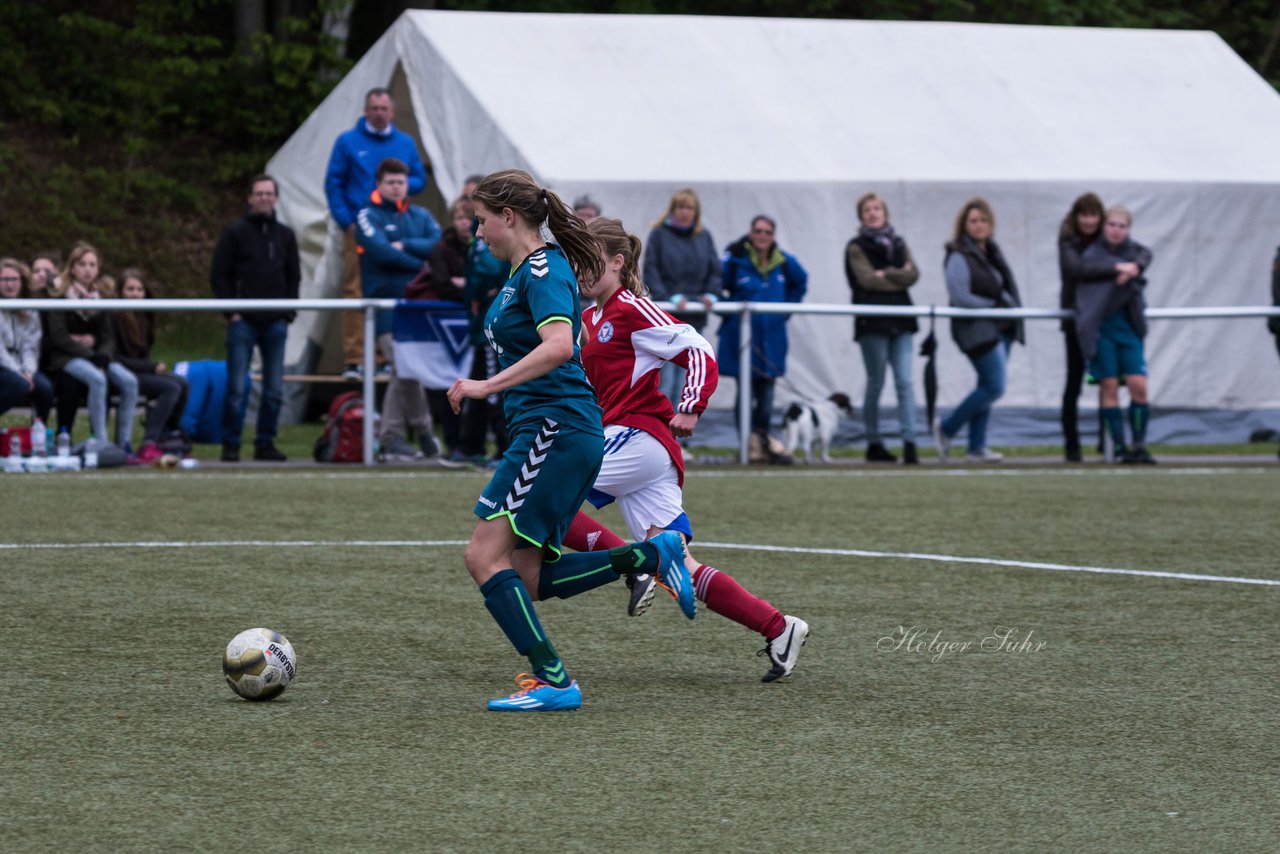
[845,193,920,464]
[210,175,299,463]
[0,259,55,423]
[1076,205,1155,464]
[1272,244,1280,358]
[112,269,190,462]
[429,196,473,303]
[718,214,808,443]
[643,188,721,407]
[457,213,509,465]
[1272,246,1280,459]
[932,198,1023,463]
[573,195,602,222]
[572,195,604,310]
[1057,193,1106,462]
[426,196,476,458]
[47,243,139,449]
[325,87,427,381]
[354,157,443,462]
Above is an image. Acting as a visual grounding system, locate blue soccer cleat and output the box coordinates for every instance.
[486,674,582,712]
[648,531,696,620]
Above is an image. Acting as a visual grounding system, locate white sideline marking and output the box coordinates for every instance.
[698,542,1280,587]
[2,538,1276,587]
[688,466,1276,479]
[0,539,468,550]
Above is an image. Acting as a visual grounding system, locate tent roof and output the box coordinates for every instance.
[402,11,1280,185]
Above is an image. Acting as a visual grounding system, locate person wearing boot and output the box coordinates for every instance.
[845,192,920,464]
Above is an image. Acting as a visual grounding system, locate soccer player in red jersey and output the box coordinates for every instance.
[568,217,810,682]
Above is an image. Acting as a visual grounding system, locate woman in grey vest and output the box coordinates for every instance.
[931,198,1023,462]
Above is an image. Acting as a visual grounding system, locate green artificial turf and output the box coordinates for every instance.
[1,466,1277,851]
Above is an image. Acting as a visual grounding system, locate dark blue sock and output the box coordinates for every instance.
[1102,406,1125,450]
[480,569,568,687]
[1129,402,1150,445]
[538,552,621,600]
[608,541,660,574]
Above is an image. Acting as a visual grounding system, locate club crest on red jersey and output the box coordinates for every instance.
[597,321,614,343]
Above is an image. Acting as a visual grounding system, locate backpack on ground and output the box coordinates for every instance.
[313,391,376,463]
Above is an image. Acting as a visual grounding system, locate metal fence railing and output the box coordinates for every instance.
[12,298,1280,465]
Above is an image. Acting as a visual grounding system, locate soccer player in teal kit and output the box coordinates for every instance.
[448,170,694,712]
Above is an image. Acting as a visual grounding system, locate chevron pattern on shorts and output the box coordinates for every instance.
[503,419,560,512]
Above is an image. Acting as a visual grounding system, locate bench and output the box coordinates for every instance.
[256,374,391,383]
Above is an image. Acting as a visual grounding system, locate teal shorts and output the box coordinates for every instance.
[473,417,603,556]
[1089,313,1147,380]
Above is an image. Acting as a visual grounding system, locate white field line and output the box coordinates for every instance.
[697,542,1280,587]
[2,537,1276,587]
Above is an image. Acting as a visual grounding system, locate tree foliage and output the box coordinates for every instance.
[0,0,350,190]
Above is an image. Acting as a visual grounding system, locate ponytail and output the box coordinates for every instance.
[543,188,604,287]
[472,169,604,286]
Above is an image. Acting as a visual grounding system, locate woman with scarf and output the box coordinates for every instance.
[932,198,1023,463]
[46,242,139,450]
[112,269,190,462]
[845,192,920,464]
[718,215,808,445]
[643,188,722,408]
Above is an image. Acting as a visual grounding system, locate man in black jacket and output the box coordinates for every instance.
[210,174,300,462]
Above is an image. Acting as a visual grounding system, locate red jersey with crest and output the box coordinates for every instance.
[581,288,718,485]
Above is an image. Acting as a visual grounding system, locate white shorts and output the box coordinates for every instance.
[587,425,690,542]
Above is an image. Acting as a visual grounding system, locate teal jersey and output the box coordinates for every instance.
[484,245,603,433]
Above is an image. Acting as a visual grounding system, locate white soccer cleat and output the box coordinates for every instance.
[759,615,809,683]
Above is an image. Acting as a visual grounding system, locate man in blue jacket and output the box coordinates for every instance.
[325,87,428,380]
[356,157,442,462]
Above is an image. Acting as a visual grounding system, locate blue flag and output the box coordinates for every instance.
[391,300,473,391]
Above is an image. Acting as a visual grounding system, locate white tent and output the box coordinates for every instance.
[268,11,1280,439]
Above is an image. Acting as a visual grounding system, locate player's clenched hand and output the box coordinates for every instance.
[448,378,487,413]
[669,412,699,438]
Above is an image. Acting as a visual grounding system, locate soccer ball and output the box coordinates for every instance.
[223,628,297,701]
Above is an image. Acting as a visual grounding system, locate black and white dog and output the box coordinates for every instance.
[781,393,854,463]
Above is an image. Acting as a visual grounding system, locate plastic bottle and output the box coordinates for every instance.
[56,428,71,459]
[5,432,22,473]
[84,435,99,470]
[31,417,46,457]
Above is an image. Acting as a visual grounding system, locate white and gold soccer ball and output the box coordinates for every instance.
[223,628,297,701]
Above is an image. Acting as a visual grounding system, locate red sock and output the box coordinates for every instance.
[692,565,786,639]
[563,511,628,552]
